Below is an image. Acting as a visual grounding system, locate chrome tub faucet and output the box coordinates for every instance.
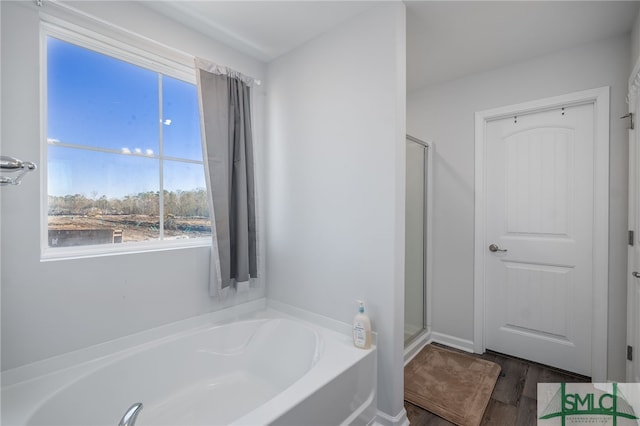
[118,403,143,426]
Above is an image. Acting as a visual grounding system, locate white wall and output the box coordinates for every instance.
[407,35,630,381]
[266,3,406,419]
[0,1,266,371]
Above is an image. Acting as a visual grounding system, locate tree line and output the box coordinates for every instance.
[48,189,210,218]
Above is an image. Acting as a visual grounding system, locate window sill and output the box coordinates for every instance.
[40,237,211,262]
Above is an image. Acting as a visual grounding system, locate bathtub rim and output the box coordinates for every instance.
[2,298,378,387]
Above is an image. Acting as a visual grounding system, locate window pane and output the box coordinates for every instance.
[47,37,158,153]
[46,34,210,252]
[162,76,203,161]
[163,160,211,239]
[48,146,160,247]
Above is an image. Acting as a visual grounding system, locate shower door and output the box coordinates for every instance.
[404,136,428,345]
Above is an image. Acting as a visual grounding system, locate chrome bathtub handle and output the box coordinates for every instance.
[118,403,143,426]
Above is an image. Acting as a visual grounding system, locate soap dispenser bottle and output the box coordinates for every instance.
[353,300,372,349]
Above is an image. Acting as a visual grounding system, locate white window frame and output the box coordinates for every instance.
[40,19,211,261]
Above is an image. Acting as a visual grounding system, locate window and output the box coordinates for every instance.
[45,31,210,253]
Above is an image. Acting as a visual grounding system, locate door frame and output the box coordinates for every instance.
[627,58,640,382]
[473,87,610,381]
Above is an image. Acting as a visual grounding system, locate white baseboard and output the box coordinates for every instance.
[372,408,409,426]
[430,332,475,353]
[403,330,475,366]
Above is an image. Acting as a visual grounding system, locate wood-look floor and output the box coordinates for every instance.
[405,344,590,426]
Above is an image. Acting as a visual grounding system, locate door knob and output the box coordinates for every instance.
[489,244,507,253]
[633,272,640,278]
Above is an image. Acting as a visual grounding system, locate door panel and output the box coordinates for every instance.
[505,129,571,236]
[485,103,594,376]
[504,262,571,339]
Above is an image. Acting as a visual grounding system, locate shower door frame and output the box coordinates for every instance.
[405,135,433,346]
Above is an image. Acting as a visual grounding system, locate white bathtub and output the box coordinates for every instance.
[1,303,377,426]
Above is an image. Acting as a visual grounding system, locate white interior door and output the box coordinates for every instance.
[484,103,595,376]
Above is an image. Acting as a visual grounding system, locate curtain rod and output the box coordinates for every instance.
[195,58,261,87]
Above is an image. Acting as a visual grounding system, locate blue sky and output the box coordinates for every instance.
[47,36,206,199]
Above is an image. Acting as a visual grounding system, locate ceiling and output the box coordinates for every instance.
[406,1,640,91]
[144,1,377,61]
[146,1,640,92]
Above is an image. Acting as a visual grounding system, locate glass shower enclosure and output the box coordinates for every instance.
[404,135,428,345]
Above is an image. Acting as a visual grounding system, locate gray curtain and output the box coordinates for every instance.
[196,60,257,296]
